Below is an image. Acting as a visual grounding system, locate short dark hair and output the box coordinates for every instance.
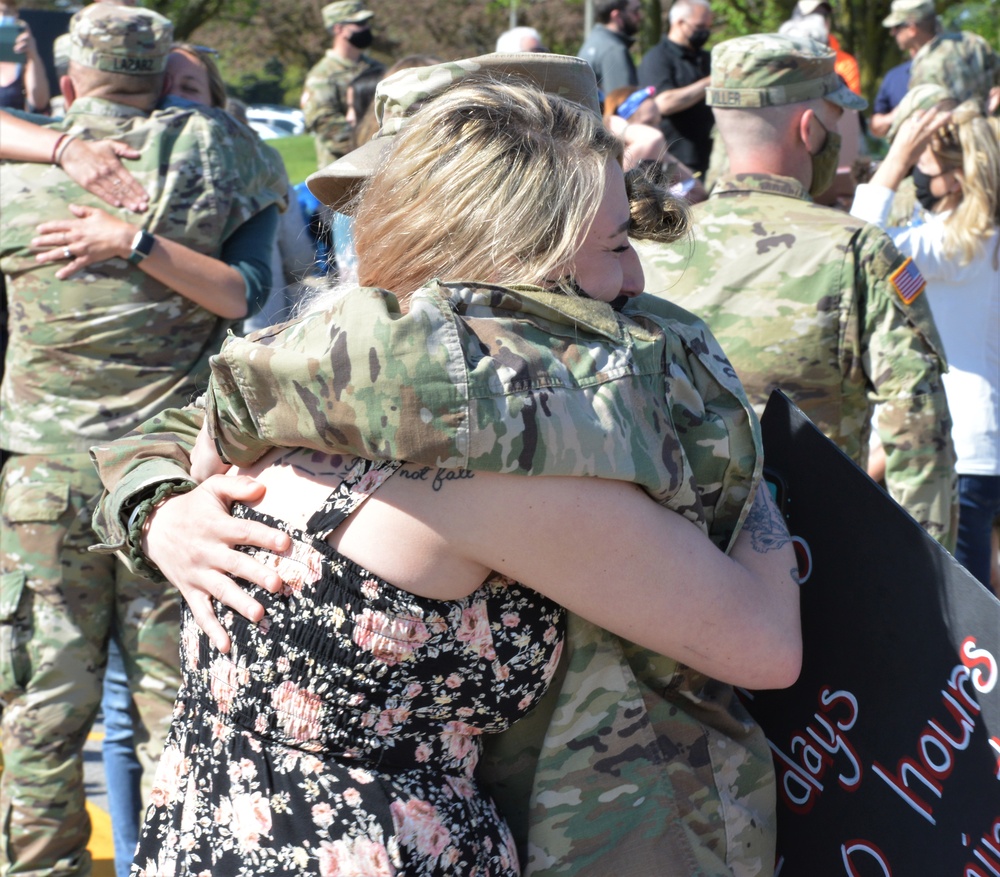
[595,0,631,25]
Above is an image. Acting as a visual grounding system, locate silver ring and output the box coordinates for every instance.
[63,248,73,260]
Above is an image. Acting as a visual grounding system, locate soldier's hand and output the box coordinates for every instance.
[57,138,149,213]
[32,204,134,279]
[142,475,292,654]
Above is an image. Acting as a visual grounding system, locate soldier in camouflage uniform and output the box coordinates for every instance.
[0,6,287,875]
[638,33,957,548]
[301,0,384,170]
[883,0,1000,114]
[90,57,798,876]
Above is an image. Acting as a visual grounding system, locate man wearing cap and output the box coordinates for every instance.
[577,0,642,93]
[0,5,287,874]
[639,33,957,548]
[883,0,999,114]
[301,0,384,169]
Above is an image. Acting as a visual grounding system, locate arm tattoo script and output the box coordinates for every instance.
[744,486,793,554]
[397,466,475,492]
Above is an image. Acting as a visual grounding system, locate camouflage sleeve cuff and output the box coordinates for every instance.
[205,343,274,468]
[90,460,197,554]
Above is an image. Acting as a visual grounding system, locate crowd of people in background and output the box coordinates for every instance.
[0,0,996,875]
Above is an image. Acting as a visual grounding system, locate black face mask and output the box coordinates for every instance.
[687,26,711,49]
[347,27,373,49]
[912,166,942,212]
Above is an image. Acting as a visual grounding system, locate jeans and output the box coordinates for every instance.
[103,633,143,877]
[955,473,1000,589]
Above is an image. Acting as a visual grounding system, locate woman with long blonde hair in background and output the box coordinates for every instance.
[852,95,1000,589]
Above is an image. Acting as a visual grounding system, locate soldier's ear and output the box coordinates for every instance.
[160,72,174,101]
[799,108,823,155]
[60,75,76,109]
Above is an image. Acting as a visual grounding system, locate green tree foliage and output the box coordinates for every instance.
[942,1,998,50]
[710,0,791,39]
[149,0,259,41]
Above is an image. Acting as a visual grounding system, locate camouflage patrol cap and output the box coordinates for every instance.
[307,53,601,211]
[52,31,71,76]
[706,33,867,111]
[322,0,373,30]
[886,83,955,140]
[69,4,172,75]
[882,0,935,28]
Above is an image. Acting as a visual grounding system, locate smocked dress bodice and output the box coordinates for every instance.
[131,458,566,876]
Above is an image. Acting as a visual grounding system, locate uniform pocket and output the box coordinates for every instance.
[3,482,70,523]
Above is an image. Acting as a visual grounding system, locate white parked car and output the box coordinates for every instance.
[247,120,284,140]
[246,104,306,138]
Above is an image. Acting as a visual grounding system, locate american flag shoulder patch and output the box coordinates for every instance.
[888,257,926,305]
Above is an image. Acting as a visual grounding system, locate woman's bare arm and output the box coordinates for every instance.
[0,110,149,211]
[144,454,801,689]
[32,204,249,318]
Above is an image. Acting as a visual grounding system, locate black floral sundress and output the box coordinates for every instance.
[131,458,566,877]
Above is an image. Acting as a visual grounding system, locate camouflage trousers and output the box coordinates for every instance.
[480,614,778,877]
[0,453,181,877]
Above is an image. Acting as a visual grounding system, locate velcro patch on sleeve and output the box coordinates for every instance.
[888,257,926,305]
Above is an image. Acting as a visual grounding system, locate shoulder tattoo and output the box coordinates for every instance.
[744,485,792,554]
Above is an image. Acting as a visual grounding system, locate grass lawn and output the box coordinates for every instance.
[268,134,319,185]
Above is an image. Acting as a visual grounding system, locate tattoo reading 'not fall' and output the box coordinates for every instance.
[398,467,475,492]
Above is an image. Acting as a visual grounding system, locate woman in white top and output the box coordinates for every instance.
[851,99,1000,588]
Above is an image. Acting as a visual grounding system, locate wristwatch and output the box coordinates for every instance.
[127,229,156,265]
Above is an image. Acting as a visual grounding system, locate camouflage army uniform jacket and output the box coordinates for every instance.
[0,97,288,454]
[301,49,383,167]
[909,30,1000,108]
[639,172,957,547]
[92,280,780,876]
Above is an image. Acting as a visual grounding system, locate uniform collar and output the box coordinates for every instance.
[435,281,631,344]
[711,172,811,202]
[65,96,150,121]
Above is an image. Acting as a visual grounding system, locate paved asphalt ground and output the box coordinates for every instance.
[84,719,117,877]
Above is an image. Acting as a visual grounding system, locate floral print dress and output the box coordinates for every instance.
[131,458,566,877]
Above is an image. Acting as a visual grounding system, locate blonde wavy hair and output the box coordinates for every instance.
[350,79,625,302]
[931,100,1000,268]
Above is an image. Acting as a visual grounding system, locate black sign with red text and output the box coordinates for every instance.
[744,391,1000,877]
